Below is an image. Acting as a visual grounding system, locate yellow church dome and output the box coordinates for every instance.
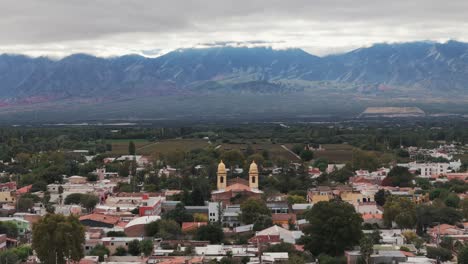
[218,160,226,173]
[249,160,258,173]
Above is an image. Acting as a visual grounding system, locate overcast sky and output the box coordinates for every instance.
[1,0,468,58]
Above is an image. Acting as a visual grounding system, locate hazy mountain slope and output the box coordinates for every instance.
[1,41,468,102]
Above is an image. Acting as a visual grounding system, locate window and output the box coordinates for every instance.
[252,176,256,183]
[220,176,224,183]
[111,243,114,246]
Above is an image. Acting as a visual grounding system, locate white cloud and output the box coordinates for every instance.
[1,0,468,57]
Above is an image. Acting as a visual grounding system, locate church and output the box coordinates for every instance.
[211,160,263,205]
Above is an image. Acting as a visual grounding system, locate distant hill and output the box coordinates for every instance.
[1,41,468,121]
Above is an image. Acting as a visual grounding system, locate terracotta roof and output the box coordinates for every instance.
[16,185,32,194]
[225,183,251,192]
[79,214,120,225]
[401,251,415,257]
[362,213,383,220]
[272,214,296,222]
[227,177,249,186]
[182,222,208,232]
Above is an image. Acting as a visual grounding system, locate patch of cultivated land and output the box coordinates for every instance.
[109,139,151,155]
[137,139,211,155]
[313,144,355,163]
[220,143,301,161]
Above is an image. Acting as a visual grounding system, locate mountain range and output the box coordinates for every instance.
[1,40,468,121]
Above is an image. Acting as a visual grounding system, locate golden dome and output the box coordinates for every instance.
[249,160,258,173]
[218,160,226,173]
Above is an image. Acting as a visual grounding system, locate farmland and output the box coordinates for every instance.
[109,139,211,156]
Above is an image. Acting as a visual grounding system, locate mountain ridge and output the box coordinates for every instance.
[1,41,468,115]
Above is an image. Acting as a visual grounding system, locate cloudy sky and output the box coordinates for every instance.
[1,0,468,58]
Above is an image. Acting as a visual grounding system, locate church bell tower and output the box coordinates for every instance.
[217,160,227,190]
[249,160,259,189]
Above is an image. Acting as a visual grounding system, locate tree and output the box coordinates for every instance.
[287,195,307,205]
[240,198,271,224]
[64,193,82,205]
[426,247,452,262]
[163,203,193,224]
[129,141,136,155]
[17,197,34,212]
[303,201,363,256]
[300,150,314,161]
[350,150,379,171]
[140,239,154,256]
[114,246,127,256]
[359,235,373,264]
[195,224,224,243]
[252,214,273,231]
[462,199,468,219]
[0,251,19,264]
[80,194,99,212]
[146,219,181,239]
[0,221,18,238]
[382,166,414,187]
[32,214,85,264]
[383,196,416,229]
[374,189,390,206]
[64,193,99,212]
[220,150,244,167]
[128,239,141,256]
[444,193,460,208]
[458,246,468,264]
[89,244,110,261]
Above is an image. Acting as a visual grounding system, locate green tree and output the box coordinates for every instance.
[374,189,390,206]
[458,246,468,264]
[129,141,136,155]
[350,150,379,171]
[240,198,271,224]
[382,166,414,187]
[32,214,85,264]
[195,224,224,243]
[17,197,34,212]
[89,244,110,261]
[303,201,363,256]
[0,222,18,238]
[300,150,314,161]
[383,196,416,229]
[140,239,154,256]
[163,203,193,224]
[0,251,19,264]
[220,150,244,167]
[128,239,141,256]
[146,219,181,239]
[114,246,127,256]
[287,195,307,205]
[359,235,373,264]
[426,247,452,262]
[444,193,460,208]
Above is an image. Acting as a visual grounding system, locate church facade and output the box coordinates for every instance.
[211,160,263,205]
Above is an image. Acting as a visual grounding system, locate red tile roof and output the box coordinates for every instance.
[16,185,32,194]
